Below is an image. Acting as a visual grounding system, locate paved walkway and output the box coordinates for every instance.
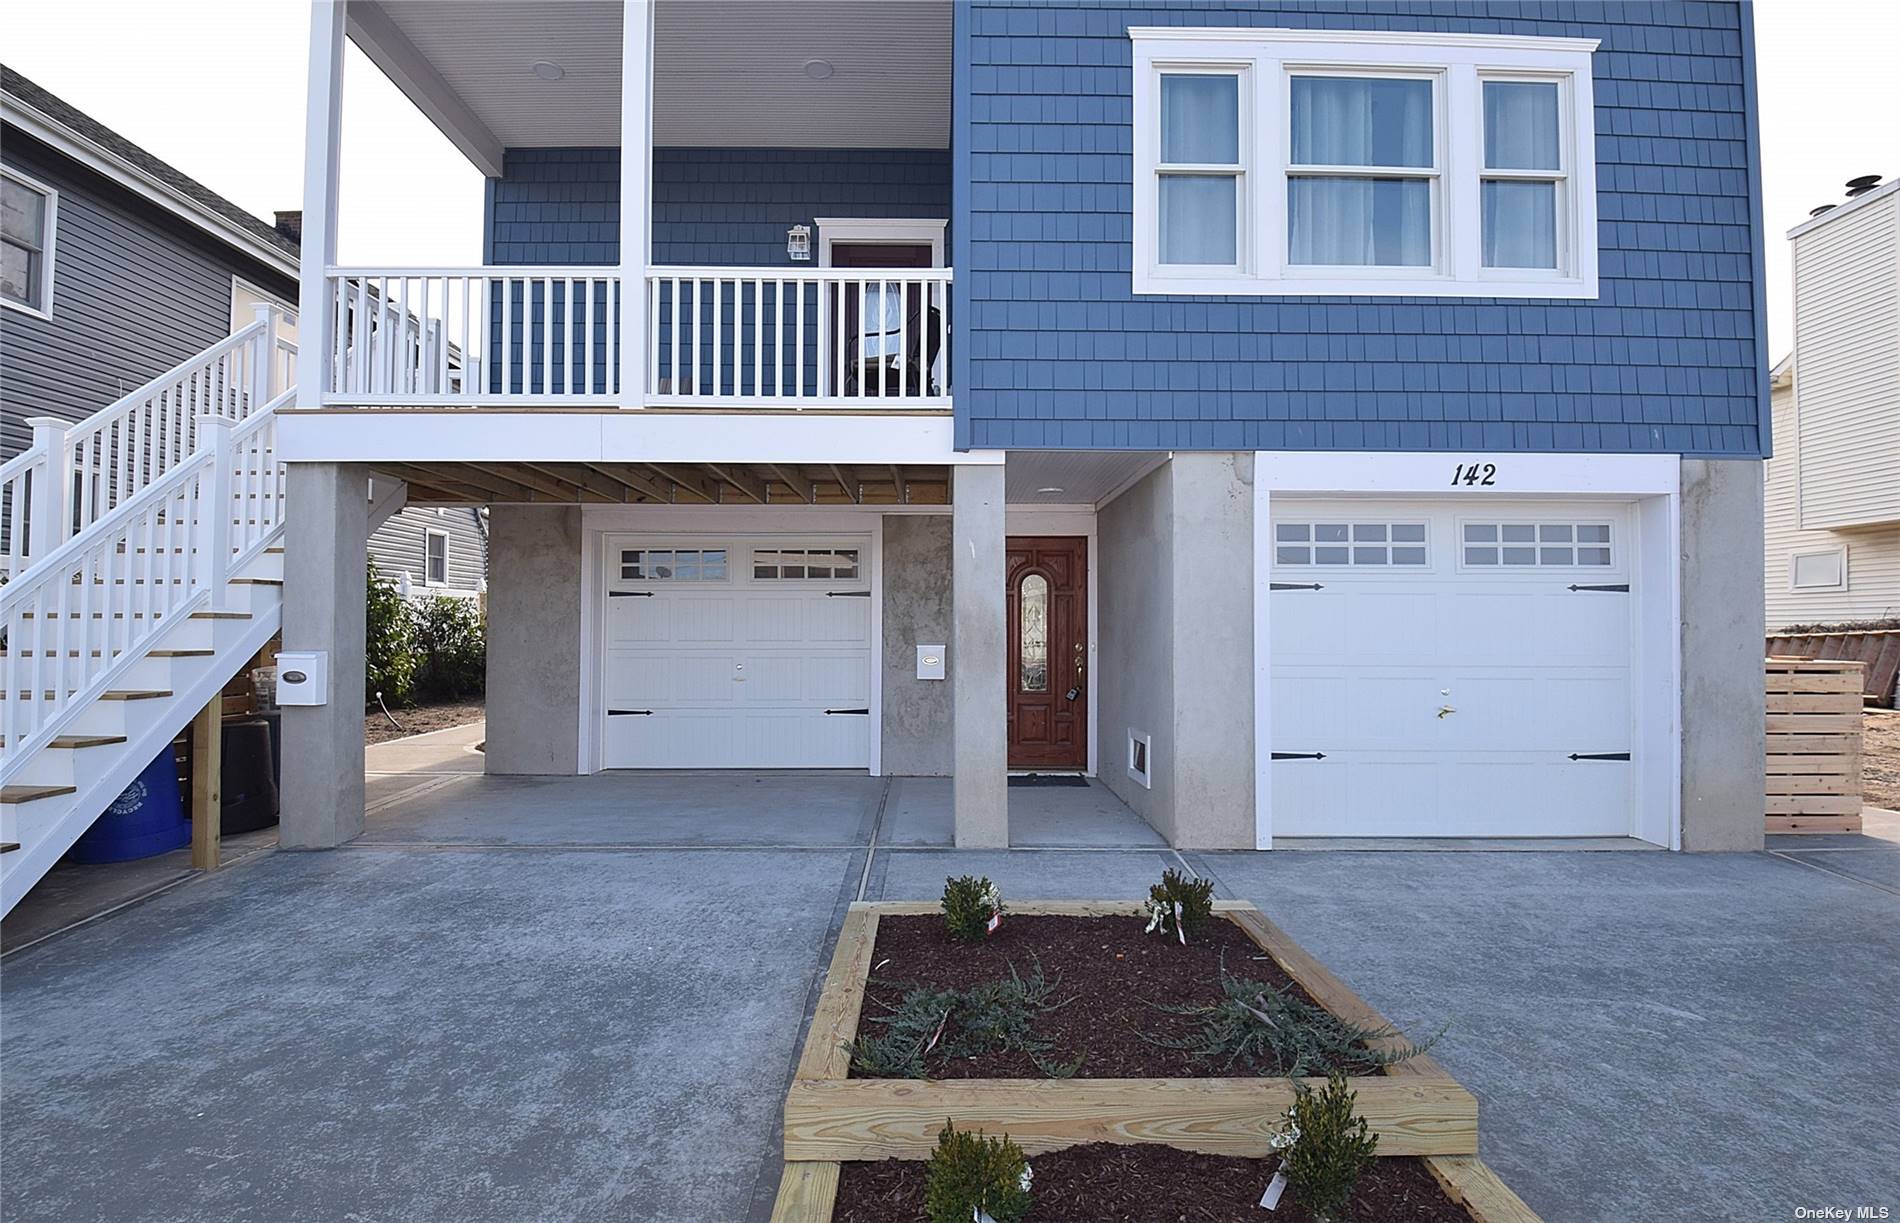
[3,745,1896,1221]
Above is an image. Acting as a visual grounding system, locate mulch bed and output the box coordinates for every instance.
[833,1144,1471,1223]
[364,699,484,745]
[852,914,1361,1080]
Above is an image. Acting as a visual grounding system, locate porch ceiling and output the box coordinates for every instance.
[353,0,951,162]
[1003,452,1169,507]
[378,461,950,507]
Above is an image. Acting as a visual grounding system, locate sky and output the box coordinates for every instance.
[4,0,1897,358]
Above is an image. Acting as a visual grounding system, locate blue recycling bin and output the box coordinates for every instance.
[68,747,189,864]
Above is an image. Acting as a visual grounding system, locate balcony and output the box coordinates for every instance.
[319,264,951,411]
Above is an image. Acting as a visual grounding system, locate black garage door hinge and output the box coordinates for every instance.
[1270,582,1325,591]
[1271,751,1327,761]
[607,709,654,716]
[1569,751,1631,761]
[824,707,871,715]
[608,590,655,598]
[1567,584,1629,593]
[825,590,871,598]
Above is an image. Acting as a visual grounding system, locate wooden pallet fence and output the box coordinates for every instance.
[771,899,1542,1223]
[1765,658,1864,834]
[1766,629,1900,708]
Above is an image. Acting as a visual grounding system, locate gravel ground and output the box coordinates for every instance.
[364,699,485,745]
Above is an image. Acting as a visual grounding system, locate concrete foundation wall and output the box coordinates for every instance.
[952,466,1009,846]
[1096,455,1256,849]
[881,515,954,776]
[485,505,583,775]
[1680,458,1768,851]
[280,463,368,849]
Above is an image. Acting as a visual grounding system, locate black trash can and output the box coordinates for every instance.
[219,718,279,834]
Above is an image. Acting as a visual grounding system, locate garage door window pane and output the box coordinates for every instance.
[1464,523,1612,568]
[1277,523,1311,542]
[1392,524,1426,543]
[1392,546,1427,565]
[1278,546,1311,564]
[1278,522,1426,566]
[622,548,728,580]
[1464,524,1498,544]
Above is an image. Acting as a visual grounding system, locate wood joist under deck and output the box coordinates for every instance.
[376,462,951,507]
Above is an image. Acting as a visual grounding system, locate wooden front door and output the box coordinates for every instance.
[1006,536,1088,769]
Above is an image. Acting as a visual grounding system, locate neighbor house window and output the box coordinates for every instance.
[1131,27,1598,297]
[424,529,449,585]
[1,166,57,316]
[1788,547,1847,592]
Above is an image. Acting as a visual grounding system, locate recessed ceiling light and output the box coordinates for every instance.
[803,58,835,81]
[1036,486,1065,496]
[532,60,565,81]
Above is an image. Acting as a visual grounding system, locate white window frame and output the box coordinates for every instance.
[1,164,59,319]
[1788,546,1848,593]
[1130,27,1598,298]
[423,528,450,587]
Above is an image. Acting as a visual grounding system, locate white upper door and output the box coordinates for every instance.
[1268,499,1635,837]
[601,537,872,769]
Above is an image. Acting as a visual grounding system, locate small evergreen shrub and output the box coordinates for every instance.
[411,594,487,701]
[365,559,416,707]
[924,1121,1032,1223]
[942,875,1004,941]
[1143,867,1215,941]
[850,959,1081,1080]
[1282,1073,1379,1223]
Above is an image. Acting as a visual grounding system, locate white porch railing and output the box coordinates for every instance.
[0,388,295,768]
[316,265,951,410]
[0,306,292,582]
[323,268,622,405]
[644,266,951,408]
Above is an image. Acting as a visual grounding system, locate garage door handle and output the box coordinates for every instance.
[607,709,654,716]
[825,590,871,598]
[608,591,655,598]
[1271,751,1327,761]
[1568,751,1630,761]
[1566,584,1629,593]
[824,707,871,715]
[1270,582,1325,591]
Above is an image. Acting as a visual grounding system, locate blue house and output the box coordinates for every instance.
[0,1,1769,907]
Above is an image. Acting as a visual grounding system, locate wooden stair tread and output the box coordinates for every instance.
[0,842,20,853]
[0,734,129,750]
[191,611,251,620]
[101,690,173,700]
[1,785,76,804]
[229,577,282,586]
[150,648,215,657]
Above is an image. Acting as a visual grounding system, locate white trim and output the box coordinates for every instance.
[422,526,450,586]
[1006,508,1100,777]
[1127,729,1153,788]
[620,0,655,408]
[0,163,57,319]
[1130,27,1598,299]
[1127,27,1601,55]
[298,1,346,410]
[345,0,506,177]
[278,410,999,466]
[816,218,949,268]
[2,93,296,281]
[1251,450,1681,850]
[1787,544,1849,593]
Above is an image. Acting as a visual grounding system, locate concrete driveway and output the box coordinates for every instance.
[3,748,1896,1221]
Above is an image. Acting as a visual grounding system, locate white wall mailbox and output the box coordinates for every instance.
[916,644,945,681]
[276,652,330,706]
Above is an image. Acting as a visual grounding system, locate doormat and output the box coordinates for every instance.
[1008,774,1090,788]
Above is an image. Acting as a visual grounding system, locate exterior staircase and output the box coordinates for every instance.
[1,307,294,912]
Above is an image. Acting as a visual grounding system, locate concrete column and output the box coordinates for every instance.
[881,515,954,776]
[952,464,1008,846]
[485,505,584,774]
[1680,458,1767,850]
[280,462,368,849]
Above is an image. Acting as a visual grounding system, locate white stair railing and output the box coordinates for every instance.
[0,305,292,582]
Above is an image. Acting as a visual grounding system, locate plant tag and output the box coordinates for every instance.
[986,910,1003,935]
[1259,1170,1288,1210]
[974,1211,1000,1223]
[1174,900,1186,945]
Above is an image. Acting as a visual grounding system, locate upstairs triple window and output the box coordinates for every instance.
[1132,28,1598,298]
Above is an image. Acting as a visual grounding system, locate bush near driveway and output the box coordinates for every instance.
[365,560,486,707]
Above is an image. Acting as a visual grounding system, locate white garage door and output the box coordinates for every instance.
[1269,500,1635,837]
[602,537,872,769]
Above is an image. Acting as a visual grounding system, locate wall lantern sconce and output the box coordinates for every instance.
[787,225,812,261]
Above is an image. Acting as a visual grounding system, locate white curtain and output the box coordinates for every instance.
[1159,74,1240,265]
[1483,82,1559,170]
[1482,181,1557,268]
[1288,178,1430,266]
[1288,77,1432,266]
[1160,175,1239,264]
[1291,77,1432,168]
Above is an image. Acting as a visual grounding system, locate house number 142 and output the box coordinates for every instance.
[1451,462,1498,487]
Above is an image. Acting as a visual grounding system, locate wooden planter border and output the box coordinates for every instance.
[773,899,1542,1222]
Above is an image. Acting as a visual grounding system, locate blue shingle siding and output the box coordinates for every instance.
[956,0,1766,457]
[486,146,952,395]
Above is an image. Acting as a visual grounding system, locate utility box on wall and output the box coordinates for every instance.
[276,652,329,706]
[916,645,945,681]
